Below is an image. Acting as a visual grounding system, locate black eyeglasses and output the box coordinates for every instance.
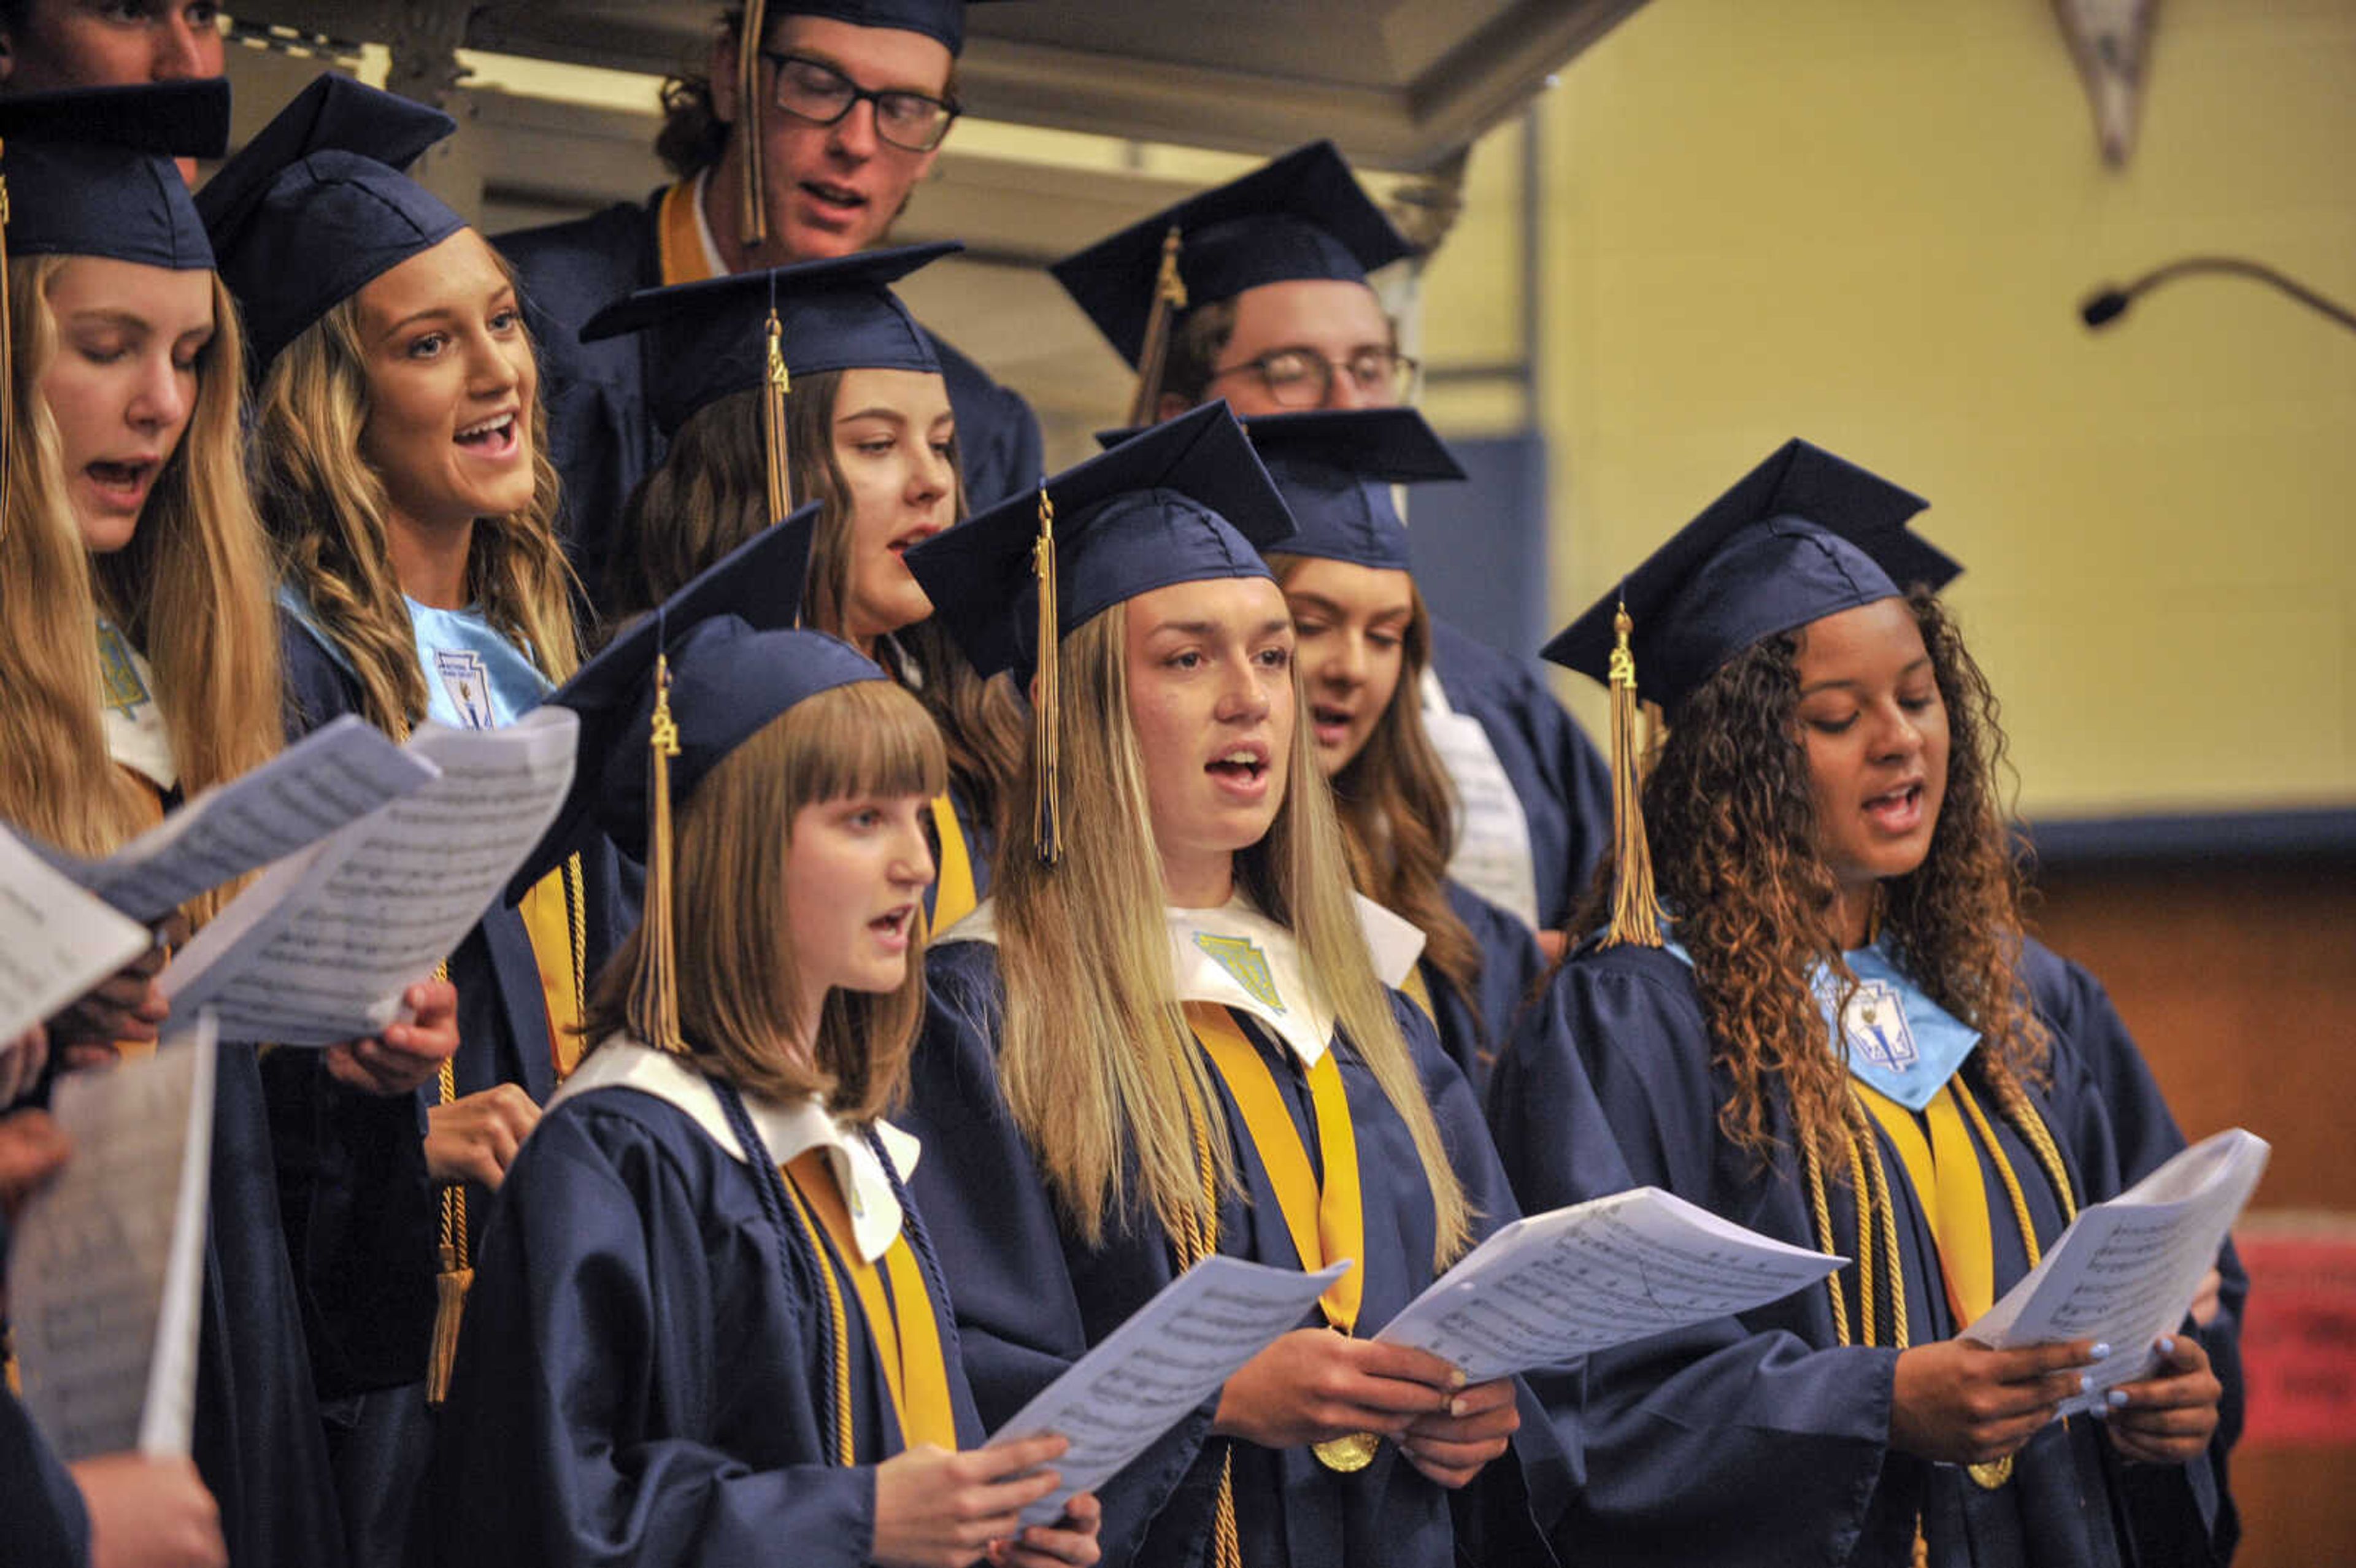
[1205,345,1419,409]
[760,52,961,153]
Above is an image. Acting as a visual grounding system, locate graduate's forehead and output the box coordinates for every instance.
[765,13,955,93]
[1126,576,1294,643]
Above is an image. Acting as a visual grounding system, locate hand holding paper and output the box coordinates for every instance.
[0,823,153,1048]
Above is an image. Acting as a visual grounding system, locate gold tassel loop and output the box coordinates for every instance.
[1124,225,1188,427]
[1031,486,1062,866]
[636,653,689,1054]
[1601,600,1666,948]
[762,307,794,527]
[736,0,771,250]
[426,1243,472,1408]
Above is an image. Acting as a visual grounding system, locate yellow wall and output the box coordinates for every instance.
[1458,0,2355,819]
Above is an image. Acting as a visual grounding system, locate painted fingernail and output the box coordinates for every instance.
[2156,1335,2175,1355]
[2107,1389,2130,1409]
[2079,1374,2096,1394]
[1449,1396,1468,1418]
[1448,1369,1468,1389]
[2088,1342,2111,1361]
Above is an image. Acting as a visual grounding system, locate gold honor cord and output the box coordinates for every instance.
[737,0,771,250]
[1030,486,1061,864]
[1168,1069,1242,1568]
[763,309,793,525]
[1125,225,1187,428]
[779,1164,858,1465]
[1601,601,1665,948]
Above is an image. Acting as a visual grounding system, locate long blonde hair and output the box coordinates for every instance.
[252,279,578,736]
[0,256,280,909]
[585,678,947,1116]
[990,602,1472,1262]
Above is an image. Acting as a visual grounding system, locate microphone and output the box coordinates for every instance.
[2080,256,2356,336]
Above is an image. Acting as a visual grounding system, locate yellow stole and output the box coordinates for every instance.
[1398,964,1434,1024]
[1182,1001,1365,1333]
[782,1148,960,1455]
[1854,1075,2033,1326]
[515,854,588,1077]
[656,178,720,286]
[926,793,978,932]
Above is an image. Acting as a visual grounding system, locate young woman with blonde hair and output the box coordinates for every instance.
[198,72,614,1567]
[0,80,455,1568]
[432,614,1101,1568]
[1489,440,2235,1567]
[586,244,1018,929]
[899,404,1566,1566]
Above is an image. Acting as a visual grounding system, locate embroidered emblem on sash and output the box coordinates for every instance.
[1194,932,1285,1013]
[1842,979,1917,1072]
[96,623,151,717]
[435,648,495,729]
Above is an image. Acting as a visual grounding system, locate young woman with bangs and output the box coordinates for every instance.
[198,73,622,1567]
[587,242,1020,932]
[897,405,1567,1567]
[430,617,1101,1568]
[1487,441,2236,1568]
[0,80,456,1568]
[1239,408,1548,1091]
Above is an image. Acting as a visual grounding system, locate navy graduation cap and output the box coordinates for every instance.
[906,399,1295,862]
[757,0,1004,54]
[1542,439,1958,716]
[0,80,229,269]
[196,72,464,371]
[504,501,822,903]
[1051,140,1415,414]
[578,242,957,439]
[1099,407,1463,574]
[1542,439,1957,950]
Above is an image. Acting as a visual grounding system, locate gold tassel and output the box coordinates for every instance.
[1123,225,1187,428]
[1031,486,1061,865]
[1912,1521,1930,1568]
[762,307,793,528]
[634,652,688,1054]
[1600,600,1665,948]
[736,0,771,250]
[426,1242,472,1408]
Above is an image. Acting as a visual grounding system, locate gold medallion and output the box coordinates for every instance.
[1966,1455,2014,1489]
[1311,1431,1380,1473]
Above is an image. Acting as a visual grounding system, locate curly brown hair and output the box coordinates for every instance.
[1592,588,2049,1172]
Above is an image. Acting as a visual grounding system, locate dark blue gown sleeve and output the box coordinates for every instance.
[928,330,1043,514]
[898,947,1218,1563]
[1489,954,1906,1568]
[0,1389,89,1568]
[431,1106,876,1568]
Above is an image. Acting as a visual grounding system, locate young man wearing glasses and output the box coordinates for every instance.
[1055,140,1611,949]
[499,0,1041,608]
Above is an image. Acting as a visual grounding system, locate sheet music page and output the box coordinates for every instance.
[988,1256,1349,1526]
[8,1015,218,1461]
[67,717,437,923]
[0,825,154,1043]
[158,709,580,1045]
[1966,1128,2268,1415]
[1373,1186,1846,1383]
[1420,669,1541,929]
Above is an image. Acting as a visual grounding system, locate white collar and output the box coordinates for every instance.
[549,1036,920,1262]
[939,893,1425,1069]
[687,167,729,279]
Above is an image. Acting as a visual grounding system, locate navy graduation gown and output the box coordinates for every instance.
[1,1381,88,1567]
[428,1080,984,1567]
[496,193,1044,608]
[1428,618,1611,932]
[903,939,1569,1568]
[1488,941,2227,1568]
[1424,878,1546,1094]
[272,610,630,1567]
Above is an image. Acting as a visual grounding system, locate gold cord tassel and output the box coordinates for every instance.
[1031,486,1062,865]
[426,1037,469,1408]
[1123,225,1187,427]
[634,653,688,1054]
[1600,600,1666,948]
[762,307,793,527]
[736,0,771,250]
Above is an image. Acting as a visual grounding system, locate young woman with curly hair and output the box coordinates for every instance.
[1231,407,1546,1091]
[199,74,623,1568]
[1487,440,2235,1568]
